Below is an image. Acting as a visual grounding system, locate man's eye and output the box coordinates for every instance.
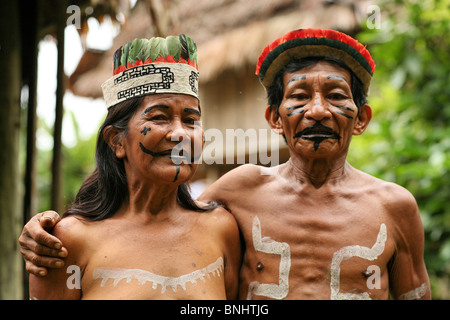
[296,94,309,100]
[328,93,346,100]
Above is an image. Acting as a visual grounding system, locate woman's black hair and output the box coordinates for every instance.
[65,96,217,221]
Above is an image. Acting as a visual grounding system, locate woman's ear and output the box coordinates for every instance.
[353,104,372,136]
[265,105,284,135]
[103,125,126,158]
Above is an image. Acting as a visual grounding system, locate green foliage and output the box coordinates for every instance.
[61,111,97,207]
[349,0,450,298]
[36,110,98,213]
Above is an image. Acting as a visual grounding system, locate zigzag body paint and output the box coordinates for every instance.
[330,223,387,300]
[247,216,291,300]
[93,257,224,294]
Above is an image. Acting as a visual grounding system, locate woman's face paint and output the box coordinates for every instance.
[122,94,203,184]
[140,127,151,135]
[277,61,359,155]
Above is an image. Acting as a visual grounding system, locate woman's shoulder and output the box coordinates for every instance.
[53,215,93,256]
[191,203,239,236]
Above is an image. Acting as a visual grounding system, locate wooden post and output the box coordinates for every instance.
[21,0,41,298]
[0,0,23,300]
[51,0,67,213]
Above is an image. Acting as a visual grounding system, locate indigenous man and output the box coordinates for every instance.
[19,29,430,300]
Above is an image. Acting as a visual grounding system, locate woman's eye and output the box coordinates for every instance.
[150,115,166,121]
[184,118,199,125]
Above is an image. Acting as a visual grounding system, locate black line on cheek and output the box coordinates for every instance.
[173,166,180,182]
[139,142,158,156]
[287,105,305,117]
[336,111,354,119]
[334,106,355,112]
[140,127,151,135]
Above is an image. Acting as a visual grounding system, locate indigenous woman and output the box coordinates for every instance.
[29,34,241,300]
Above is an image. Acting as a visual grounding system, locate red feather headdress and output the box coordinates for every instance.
[256,29,375,95]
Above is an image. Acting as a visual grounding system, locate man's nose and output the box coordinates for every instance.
[304,94,331,121]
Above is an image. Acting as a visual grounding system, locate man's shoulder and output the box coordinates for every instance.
[354,168,419,215]
[216,163,278,186]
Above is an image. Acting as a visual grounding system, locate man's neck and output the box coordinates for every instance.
[286,155,349,189]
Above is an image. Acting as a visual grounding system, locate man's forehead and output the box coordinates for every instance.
[285,62,351,85]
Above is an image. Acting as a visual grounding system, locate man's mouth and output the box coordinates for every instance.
[293,123,341,140]
[293,123,341,151]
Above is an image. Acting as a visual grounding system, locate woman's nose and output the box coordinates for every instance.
[166,120,188,143]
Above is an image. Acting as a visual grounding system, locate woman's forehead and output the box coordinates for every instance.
[139,94,200,110]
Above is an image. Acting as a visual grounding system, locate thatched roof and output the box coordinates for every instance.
[68,0,372,99]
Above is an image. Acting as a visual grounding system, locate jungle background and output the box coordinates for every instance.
[0,0,449,299]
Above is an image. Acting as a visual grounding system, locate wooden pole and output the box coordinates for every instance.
[0,0,23,300]
[22,0,41,298]
[51,0,67,213]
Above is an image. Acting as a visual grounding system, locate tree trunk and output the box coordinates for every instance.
[0,0,23,300]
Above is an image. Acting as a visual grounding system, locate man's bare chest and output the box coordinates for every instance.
[231,194,394,300]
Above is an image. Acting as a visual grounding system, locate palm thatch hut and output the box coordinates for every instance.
[68,0,374,191]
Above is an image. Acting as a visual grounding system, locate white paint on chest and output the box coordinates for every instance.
[330,223,387,300]
[247,216,291,300]
[92,257,224,294]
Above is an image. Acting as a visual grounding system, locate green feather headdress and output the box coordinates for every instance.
[112,34,198,75]
[102,34,200,108]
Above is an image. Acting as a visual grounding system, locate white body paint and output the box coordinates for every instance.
[92,257,224,294]
[247,216,291,300]
[330,223,387,300]
[398,283,428,300]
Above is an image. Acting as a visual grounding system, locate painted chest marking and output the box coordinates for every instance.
[92,257,223,294]
[330,223,387,300]
[247,216,291,300]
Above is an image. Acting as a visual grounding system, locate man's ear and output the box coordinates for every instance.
[265,105,284,135]
[353,104,372,136]
[103,125,126,158]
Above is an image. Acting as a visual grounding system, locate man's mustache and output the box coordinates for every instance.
[293,123,341,140]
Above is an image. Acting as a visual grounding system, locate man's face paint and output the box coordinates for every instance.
[293,122,341,151]
[278,61,358,154]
